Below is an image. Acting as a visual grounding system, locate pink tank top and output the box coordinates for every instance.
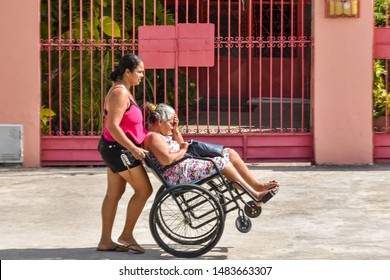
[102,86,147,145]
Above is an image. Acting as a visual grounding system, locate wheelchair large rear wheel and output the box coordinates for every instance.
[149,184,225,258]
[153,184,224,246]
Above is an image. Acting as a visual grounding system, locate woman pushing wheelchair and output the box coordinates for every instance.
[143,103,280,205]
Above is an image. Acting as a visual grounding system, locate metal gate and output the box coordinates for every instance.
[40,0,313,165]
[373,0,390,163]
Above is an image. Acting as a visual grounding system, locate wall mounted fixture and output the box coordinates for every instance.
[326,0,359,18]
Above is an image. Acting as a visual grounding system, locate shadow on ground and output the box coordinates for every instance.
[0,246,230,260]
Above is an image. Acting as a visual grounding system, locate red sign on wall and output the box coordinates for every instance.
[138,23,215,69]
[374,28,390,59]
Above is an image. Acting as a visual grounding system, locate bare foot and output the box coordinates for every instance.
[256,187,278,199]
[254,186,279,206]
[255,181,280,192]
[118,237,135,245]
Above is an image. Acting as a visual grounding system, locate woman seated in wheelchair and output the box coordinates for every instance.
[143,103,280,205]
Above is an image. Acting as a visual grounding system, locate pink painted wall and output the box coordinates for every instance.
[0,0,41,167]
[313,1,374,164]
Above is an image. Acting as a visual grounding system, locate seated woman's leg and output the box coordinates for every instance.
[221,162,276,201]
[228,148,279,191]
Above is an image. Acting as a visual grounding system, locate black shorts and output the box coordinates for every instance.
[98,136,142,173]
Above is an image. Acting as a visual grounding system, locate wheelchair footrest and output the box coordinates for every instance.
[260,188,279,204]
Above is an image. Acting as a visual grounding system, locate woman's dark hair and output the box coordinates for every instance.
[110,54,142,81]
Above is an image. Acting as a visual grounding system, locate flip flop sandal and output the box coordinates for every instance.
[125,243,145,254]
[96,244,129,252]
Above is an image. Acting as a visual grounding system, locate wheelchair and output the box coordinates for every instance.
[141,153,277,258]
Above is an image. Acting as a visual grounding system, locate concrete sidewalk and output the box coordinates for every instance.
[0,164,389,260]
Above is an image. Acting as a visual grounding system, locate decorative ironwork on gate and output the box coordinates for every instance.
[40,0,313,165]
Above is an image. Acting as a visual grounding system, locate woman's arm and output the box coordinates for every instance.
[144,132,188,166]
[171,114,185,144]
[170,114,189,158]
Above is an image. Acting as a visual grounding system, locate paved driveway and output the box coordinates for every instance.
[1,164,390,260]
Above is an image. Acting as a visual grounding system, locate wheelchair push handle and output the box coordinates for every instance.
[120,149,151,168]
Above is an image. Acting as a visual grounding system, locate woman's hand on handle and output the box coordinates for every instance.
[131,146,149,160]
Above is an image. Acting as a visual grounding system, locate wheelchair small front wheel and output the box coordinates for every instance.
[235,215,252,233]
